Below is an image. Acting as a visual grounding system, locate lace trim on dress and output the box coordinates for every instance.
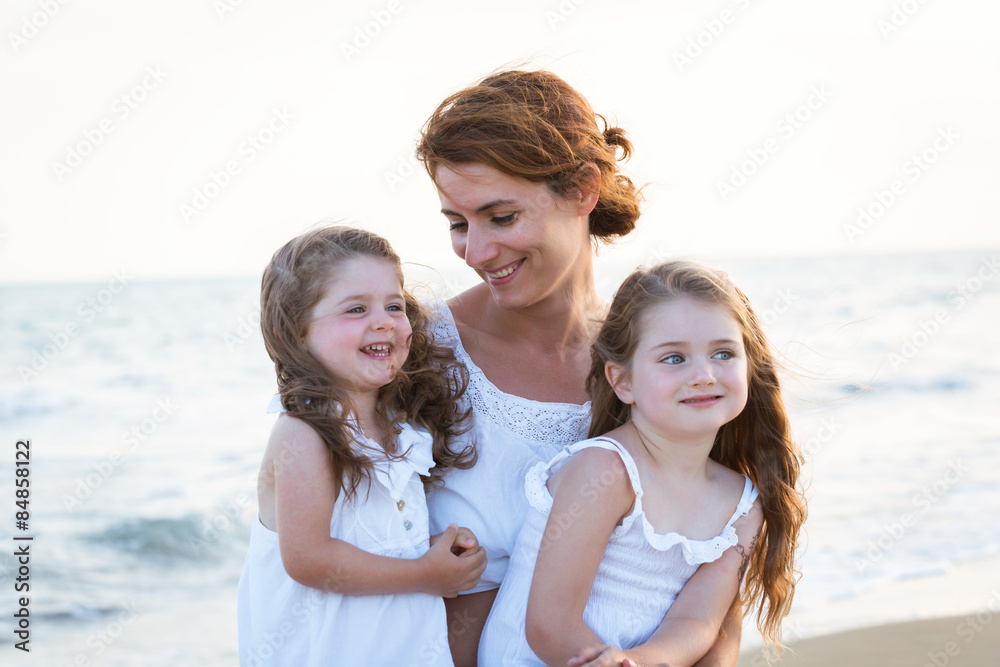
[427,301,592,445]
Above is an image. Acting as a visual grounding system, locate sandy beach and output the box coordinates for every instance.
[737,614,1000,667]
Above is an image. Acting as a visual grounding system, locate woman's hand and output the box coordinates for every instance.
[420,523,487,597]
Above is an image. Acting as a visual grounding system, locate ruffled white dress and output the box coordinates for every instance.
[478,436,759,666]
[425,301,593,592]
[237,421,453,667]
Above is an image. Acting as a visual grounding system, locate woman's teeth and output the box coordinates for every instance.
[487,261,521,279]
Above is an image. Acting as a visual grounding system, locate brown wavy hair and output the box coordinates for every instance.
[416,69,642,241]
[260,225,475,499]
[586,261,806,649]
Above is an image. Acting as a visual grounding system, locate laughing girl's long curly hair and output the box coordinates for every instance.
[260,225,475,500]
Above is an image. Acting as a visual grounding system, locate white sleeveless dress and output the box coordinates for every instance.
[478,436,760,665]
[425,301,592,592]
[237,420,453,666]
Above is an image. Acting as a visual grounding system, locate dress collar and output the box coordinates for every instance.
[368,423,435,500]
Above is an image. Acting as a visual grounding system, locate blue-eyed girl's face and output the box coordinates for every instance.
[612,297,750,445]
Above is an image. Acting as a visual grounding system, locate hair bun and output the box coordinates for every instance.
[602,126,633,161]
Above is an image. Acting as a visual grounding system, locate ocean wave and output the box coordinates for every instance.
[0,387,79,420]
[838,376,978,396]
[85,514,250,562]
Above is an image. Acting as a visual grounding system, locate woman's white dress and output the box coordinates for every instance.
[425,301,593,592]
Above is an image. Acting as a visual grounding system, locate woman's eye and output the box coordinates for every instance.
[448,219,467,232]
[661,354,684,365]
[713,350,734,360]
[492,212,517,225]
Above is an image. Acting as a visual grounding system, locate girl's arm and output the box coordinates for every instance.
[525,447,636,665]
[569,504,761,667]
[271,415,486,597]
[622,501,764,667]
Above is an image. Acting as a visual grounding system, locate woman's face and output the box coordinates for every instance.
[434,162,597,311]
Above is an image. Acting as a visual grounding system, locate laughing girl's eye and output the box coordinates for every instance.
[661,353,684,365]
[347,306,365,314]
[387,304,404,312]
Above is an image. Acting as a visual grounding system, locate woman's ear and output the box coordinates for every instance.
[574,162,600,216]
[605,360,634,405]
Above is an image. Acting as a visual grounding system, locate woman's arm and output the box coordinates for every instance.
[272,415,486,597]
[692,597,742,667]
[525,447,635,665]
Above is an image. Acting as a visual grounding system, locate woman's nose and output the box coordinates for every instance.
[462,226,499,269]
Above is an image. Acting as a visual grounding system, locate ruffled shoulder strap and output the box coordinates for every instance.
[641,474,760,564]
[724,476,759,529]
[524,437,643,515]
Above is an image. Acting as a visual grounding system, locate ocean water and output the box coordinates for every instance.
[1,249,998,664]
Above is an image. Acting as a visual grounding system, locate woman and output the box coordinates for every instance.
[417,70,743,667]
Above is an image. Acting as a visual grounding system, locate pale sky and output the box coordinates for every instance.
[2,0,998,284]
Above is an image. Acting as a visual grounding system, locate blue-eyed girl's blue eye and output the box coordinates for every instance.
[387,304,403,312]
[713,350,734,360]
[661,353,684,365]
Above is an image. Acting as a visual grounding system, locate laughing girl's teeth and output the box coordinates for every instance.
[362,344,390,357]
[487,261,521,279]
